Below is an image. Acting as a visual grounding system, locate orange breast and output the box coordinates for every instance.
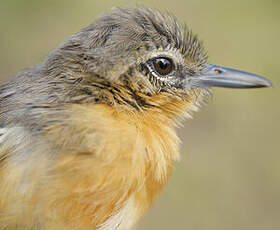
[39,103,183,229]
[0,98,190,230]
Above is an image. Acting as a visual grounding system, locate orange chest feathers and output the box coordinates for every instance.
[43,101,188,229]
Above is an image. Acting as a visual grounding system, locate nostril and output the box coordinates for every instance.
[214,68,223,74]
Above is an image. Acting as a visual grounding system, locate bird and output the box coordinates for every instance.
[0,6,272,230]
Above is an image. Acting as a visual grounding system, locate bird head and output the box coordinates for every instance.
[45,6,272,119]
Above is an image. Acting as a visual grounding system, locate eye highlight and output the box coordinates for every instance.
[152,57,174,76]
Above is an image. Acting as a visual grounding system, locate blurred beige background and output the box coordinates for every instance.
[0,0,279,229]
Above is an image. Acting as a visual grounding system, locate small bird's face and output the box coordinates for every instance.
[49,7,271,111]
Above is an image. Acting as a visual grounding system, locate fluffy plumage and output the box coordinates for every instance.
[0,6,223,230]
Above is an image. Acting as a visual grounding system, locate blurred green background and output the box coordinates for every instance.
[0,0,279,229]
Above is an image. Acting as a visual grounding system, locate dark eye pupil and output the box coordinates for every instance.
[153,57,173,76]
[159,59,169,70]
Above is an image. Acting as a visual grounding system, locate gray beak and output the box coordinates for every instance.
[196,64,272,88]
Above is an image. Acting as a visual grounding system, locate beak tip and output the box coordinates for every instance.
[260,78,273,88]
[267,81,273,88]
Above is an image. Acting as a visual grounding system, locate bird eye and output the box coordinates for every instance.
[152,57,173,76]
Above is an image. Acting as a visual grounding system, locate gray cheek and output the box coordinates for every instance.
[169,72,186,89]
